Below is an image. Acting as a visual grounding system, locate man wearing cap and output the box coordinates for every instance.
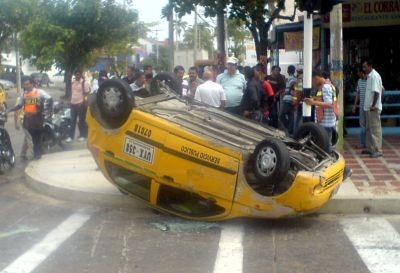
[216,56,246,114]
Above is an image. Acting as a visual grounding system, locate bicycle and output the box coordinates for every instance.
[0,110,16,174]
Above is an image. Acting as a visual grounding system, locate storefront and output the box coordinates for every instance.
[272,0,400,132]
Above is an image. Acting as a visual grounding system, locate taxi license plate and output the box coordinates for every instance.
[123,137,154,164]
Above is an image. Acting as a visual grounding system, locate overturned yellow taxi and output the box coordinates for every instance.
[87,75,349,220]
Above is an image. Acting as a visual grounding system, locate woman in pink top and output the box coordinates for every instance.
[65,68,90,142]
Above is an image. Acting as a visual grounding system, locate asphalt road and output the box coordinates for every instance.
[1,161,400,273]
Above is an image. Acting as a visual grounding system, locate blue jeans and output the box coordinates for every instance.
[324,126,336,151]
[279,101,294,135]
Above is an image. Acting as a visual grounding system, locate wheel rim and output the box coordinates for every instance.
[255,146,277,177]
[102,87,123,114]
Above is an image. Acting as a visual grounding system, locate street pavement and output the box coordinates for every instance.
[3,85,400,214]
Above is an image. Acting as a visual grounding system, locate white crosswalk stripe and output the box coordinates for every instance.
[0,209,91,273]
[213,224,244,273]
[341,217,400,273]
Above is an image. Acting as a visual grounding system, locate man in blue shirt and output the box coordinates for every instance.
[216,56,246,114]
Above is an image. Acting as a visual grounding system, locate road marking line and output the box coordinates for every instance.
[213,224,243,273]
[341,217,400,273]
[0,210,91,273]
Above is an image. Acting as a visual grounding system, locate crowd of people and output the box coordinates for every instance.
[170,57,306,136]
[0,56,384,163]
[168,56,383,157]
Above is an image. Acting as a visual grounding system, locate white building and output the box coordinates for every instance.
[174,49,209,72]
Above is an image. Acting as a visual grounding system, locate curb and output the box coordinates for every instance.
[319,197,400,214]
[24,152,146,209]
[24,172,141,208]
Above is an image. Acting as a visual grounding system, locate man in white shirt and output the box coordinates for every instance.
[130,71,149,98]
[362,59,383,158]
[194,70,226,109]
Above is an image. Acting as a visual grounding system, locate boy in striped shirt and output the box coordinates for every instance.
[352,66,367,149]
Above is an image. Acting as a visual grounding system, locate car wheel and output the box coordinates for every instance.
[96,79,134,129]
[150,72,182,95]
[294,122,330,152]
[251,138,290,185]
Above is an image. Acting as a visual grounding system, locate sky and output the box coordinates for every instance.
[132,0,194,41]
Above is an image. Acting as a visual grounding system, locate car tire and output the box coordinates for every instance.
[251,138,290,185]
[96,79,134,129]
[294,122,330,153]
[150,72,182,95]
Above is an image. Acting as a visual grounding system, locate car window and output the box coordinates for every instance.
[156,184,225,217]
[105,161,151,201]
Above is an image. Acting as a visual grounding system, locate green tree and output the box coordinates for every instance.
[172,0,229,55]
[0,0,37,64]
[20,0,138,97]
[174,19,188,50]
[181,22,214,57]
[172,0,297,60]
[226,18,252,62]
[140,45,170,72]
[229,0,296,60]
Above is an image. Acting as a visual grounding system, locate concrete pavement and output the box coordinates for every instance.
[24,149,141,207]
[23,136,400,214]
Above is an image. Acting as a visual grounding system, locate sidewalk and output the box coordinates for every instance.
[320,135,400,214]
[24,136,400,214]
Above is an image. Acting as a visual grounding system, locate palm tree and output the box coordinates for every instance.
[174,19,188,51]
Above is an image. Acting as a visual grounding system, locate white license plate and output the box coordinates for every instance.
[123,137,154,164]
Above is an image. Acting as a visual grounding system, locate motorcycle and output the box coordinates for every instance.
[0,110,16,174]
[41,101,72,152]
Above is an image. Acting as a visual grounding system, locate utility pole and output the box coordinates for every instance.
[302,11,313,119]
[330,4,344,150]
[224,15,228,56]
[154,29,161,66]
[194,5,198,62]
[15,33,21,94]
[168,0,174,72]
[216,0,226,73]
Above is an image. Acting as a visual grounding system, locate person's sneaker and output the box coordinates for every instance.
[370,152,383,158]
[361,150,371,154]
[64,137,73,143]
[78,137,86,142]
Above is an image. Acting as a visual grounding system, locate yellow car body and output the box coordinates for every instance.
[87,78,347,221]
